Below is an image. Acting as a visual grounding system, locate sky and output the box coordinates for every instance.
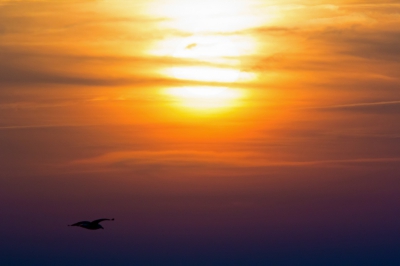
[1,0,400,265]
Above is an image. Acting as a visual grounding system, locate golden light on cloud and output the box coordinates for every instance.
[163,86,245,112]
[151,32,257,71]
[171,34,256,63]
[144,0,272,33]
[157,34,256,83]
[135,0,263,93]
[165,67,241,83]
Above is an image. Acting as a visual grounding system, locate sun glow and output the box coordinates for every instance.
[163,86,245,111]
[140,0,262,90]
[140,0,262,113]
[165,67,241,83]
[158,34,256,83]
[143,0,275,33]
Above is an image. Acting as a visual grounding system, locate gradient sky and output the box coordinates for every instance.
[1,1,400,265]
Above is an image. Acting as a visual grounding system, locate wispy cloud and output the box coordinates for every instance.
[69,150,400,170]
[304,101,400,114]
[1,0,400,178]
[0,124,100,130]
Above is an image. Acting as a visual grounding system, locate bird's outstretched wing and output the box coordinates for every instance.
[69,221,90,226]
[92,218,114,224]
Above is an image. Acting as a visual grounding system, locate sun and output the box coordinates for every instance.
[165,66,242,83]
[139,0,260,113]
[141,0,260,88]
[163,86,245,112]
[157,34,255,83]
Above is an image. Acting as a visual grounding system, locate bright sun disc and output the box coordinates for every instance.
[166,67,241,83]
[163,86,245,111]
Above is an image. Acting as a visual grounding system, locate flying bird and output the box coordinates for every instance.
[68,218,114,230]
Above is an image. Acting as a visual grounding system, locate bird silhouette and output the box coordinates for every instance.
[68,218,114,230]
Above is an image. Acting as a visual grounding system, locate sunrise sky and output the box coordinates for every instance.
[1,0,400,265]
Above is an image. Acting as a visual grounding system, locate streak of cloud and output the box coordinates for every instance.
[69,149,400,170]
[304,101,400,114]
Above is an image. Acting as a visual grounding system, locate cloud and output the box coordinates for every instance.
[239,1,400,78]
[69,150,400,171]
[0,124,98,130]
[185,43,197,49]
[0,43,244,87]
[0,101,76,110]
[314,29,400,63]
[0,49,211,86]
[306,101,400,114]
[1,0,399,90]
